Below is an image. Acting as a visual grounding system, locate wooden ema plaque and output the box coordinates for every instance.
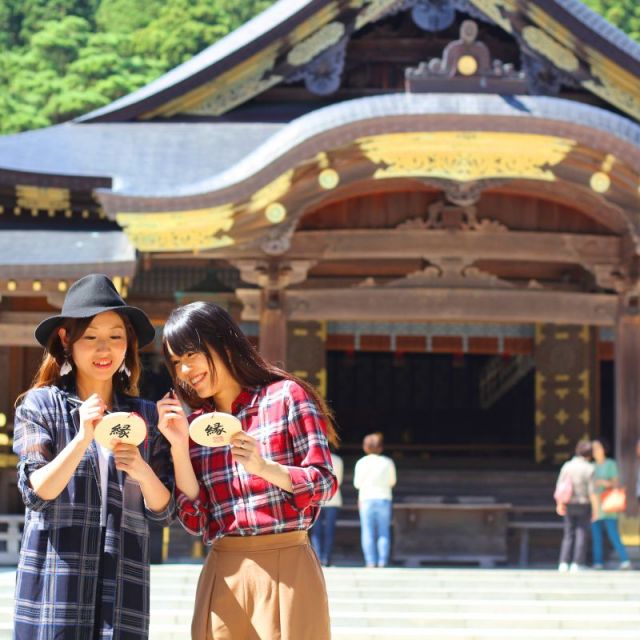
[189,412,242,447]
[94,412,147,448]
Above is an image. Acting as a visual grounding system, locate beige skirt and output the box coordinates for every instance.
[191,530,331,640]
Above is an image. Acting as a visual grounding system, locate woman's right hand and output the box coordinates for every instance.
[157,391,190,450]
[78,393,106,444]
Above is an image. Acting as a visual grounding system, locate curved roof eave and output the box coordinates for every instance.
[76,0,640,124]
[105,93,640,200]
[75,0,315,123]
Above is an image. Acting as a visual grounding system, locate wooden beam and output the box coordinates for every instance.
[176,230,621,267]
[236,288,618,326]
[0,324,39,347]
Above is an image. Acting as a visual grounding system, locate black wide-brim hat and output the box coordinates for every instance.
[35,273,156,348]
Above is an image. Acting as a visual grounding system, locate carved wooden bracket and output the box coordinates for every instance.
[406,19,526,93]
[385,256,513,290]
[589,263,627,293]
[397,199,508,232]
[231,259,316,290]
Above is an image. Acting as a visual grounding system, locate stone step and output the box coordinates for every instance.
[2,566,640,639]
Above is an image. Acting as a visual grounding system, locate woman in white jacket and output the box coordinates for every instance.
[353,432,397,567]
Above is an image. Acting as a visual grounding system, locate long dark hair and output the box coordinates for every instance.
[16,311,141,405]
[162,301,338,446]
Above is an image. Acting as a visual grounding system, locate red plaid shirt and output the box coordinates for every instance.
[175,379,337,543]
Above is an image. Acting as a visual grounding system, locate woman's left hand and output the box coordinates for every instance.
[112,442,150,483]
[230,432,265,476]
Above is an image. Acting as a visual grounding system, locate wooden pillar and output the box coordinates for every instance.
[614,307,640,515]
[534,324,597,464]
[286,321,327,396]
[259,289,287,367]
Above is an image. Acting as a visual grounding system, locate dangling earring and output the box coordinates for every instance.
[118,359,131,377]
[60,352,73,376]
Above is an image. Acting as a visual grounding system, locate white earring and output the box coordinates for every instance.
[118,360,132,377]
[60,354,73,376]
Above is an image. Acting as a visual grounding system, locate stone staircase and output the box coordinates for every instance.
[2,564,639,639]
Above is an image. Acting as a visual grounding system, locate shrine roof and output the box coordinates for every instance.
[101,93,640,199]
[0,229,136,279]
[0,122,282,195]
[74,0,640,124]
[1,94,639,200]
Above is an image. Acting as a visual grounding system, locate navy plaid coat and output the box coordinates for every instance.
[13,385,175,640]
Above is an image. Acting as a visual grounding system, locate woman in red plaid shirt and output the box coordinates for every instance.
[157,301,338,640]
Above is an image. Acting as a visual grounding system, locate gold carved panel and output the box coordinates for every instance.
[358,132,575,182]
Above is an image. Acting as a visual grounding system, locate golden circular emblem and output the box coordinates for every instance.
[58,280,68,292]
[457,55,478,76]
[590,172,610,193]
[318,169,340,189]
[7,280,17,292]
[265,202,287,224]
[0,413,6,428]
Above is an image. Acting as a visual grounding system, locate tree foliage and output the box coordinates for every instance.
[0,1,638,134]
[0,0,274,134]
[583,1,640,43]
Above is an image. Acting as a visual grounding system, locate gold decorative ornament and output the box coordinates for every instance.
[589,172,610,193]
[82,210,90,219]
[521,26,579,72]
[287,22,345,66]
[457,55,478,76]
[265,202,287,224]
[32,280,42,292]
[358,132,575,182]
[0,413,6,428]
[185,50,281,117]
[249,171,294,213]
[13,207,21,215]
[583,68,640,123]
[355,0,407,31]
[318,168,340,189]
[117,204,236,253]
[601,154,616,173]
[7,280,17,292]
[468,0,516,33]
[65,210,73,218]
[57,280,68,292]
[16,185,70,212]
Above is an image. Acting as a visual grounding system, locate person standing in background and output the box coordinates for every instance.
[311,448,344,566]
[555,440,596,572]
[354,432,397,568]
[591,437,632,570]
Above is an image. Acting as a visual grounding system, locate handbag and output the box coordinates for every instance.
[553,475,573,504]
[601,487,627,513]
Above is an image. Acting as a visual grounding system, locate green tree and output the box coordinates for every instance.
[584,1,640,42]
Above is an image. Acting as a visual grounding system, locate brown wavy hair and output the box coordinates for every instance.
[162,301,339,447]
[16,311,141,405]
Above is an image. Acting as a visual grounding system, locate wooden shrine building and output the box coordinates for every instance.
[1,0,640,550]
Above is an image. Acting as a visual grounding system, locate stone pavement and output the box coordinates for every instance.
[1,565,639,639]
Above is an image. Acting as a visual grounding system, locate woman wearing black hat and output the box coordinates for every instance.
[13,273,175,640]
